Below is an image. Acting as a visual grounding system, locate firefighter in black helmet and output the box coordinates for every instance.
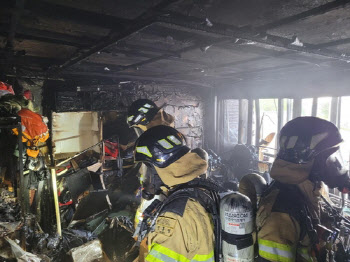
[134,125,215,262]
[126,99,176,261]
[127,99,174,133]
[257,117,349,261]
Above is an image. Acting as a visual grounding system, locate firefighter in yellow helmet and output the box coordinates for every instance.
[134,125,217,262]
[257,117,350,261]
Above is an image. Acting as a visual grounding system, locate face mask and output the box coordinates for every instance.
[322,150,349,189]
[142,168,164,200]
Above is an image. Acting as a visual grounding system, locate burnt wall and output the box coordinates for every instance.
[141,84,204,149]
[44,81,205,149]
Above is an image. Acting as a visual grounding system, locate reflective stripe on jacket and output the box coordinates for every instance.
[256,182,318,262]
[258,239,295,262]
[258,239,314,262]
[147,244,214,262]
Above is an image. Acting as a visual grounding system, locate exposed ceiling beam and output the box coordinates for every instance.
[48,0,181,73]
[219,62,310,78]
[116,42,181,56]
[0,55,63,68]
[12,0,130,29]
[256,0,350,31]
[0,25,96,47]
[103,49,156,59]
[103,38,230,73]
[62,71,212,89]
[157,13,350,63]
[49,20,155,72]
[141,23,219,43]
[314,38,350,48]
[101,48,210,66]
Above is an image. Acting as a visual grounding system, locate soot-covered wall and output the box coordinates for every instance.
[143,84,204,149]
[45,82,204,149]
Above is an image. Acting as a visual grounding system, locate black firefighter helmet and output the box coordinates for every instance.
[134,125,190,168]
[278,117,342,164]
[277,116,347,188]
[127,99,159,127]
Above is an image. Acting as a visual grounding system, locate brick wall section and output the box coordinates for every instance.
[129,84,204,149]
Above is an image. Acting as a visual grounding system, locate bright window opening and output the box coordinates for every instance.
[317,97,332,121]
[301,98,313,116]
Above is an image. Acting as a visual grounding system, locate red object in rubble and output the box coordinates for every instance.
[105,140,119,158]
[58,190,73,207]
[23,90,32,100]
[0,81,15,95]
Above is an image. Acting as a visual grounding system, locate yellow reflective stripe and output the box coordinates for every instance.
[167,135,181,145]
[146,253,165,262]
[139,107,149,113]
[192,251,214,262]
[127,115,134,122]
[259,239,293,252]
[259,250,293,262]
[149,243,189,262]
[158,139,174,149]
[146,243,214,262]
[136,146,153,157]
[258,239,294,262]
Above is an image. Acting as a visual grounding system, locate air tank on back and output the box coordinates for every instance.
[220,192,254,262]
[239,173,267,215]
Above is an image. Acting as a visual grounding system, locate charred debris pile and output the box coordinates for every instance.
[0,88,140,261]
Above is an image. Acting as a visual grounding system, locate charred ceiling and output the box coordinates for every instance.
[1,0,350,95]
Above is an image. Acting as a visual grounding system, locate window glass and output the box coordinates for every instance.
[224,99,239,145]
[317,97,332,120]
[259,99,278,149]
[301,98,313,116]
[339,96,350,171]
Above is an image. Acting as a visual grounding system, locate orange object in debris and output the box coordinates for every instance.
[15,109,48,139]
[26,148,40,158]
[12,109,49,157]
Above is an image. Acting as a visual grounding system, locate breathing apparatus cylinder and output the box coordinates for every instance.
[220,192,254,262]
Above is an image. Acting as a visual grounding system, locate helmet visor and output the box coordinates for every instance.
[278,144,341,164]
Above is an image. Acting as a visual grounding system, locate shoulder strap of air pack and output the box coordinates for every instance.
[272,182,319,245]
[156,178,222,262]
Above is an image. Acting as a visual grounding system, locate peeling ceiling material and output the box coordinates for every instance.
[1,0,350,95]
